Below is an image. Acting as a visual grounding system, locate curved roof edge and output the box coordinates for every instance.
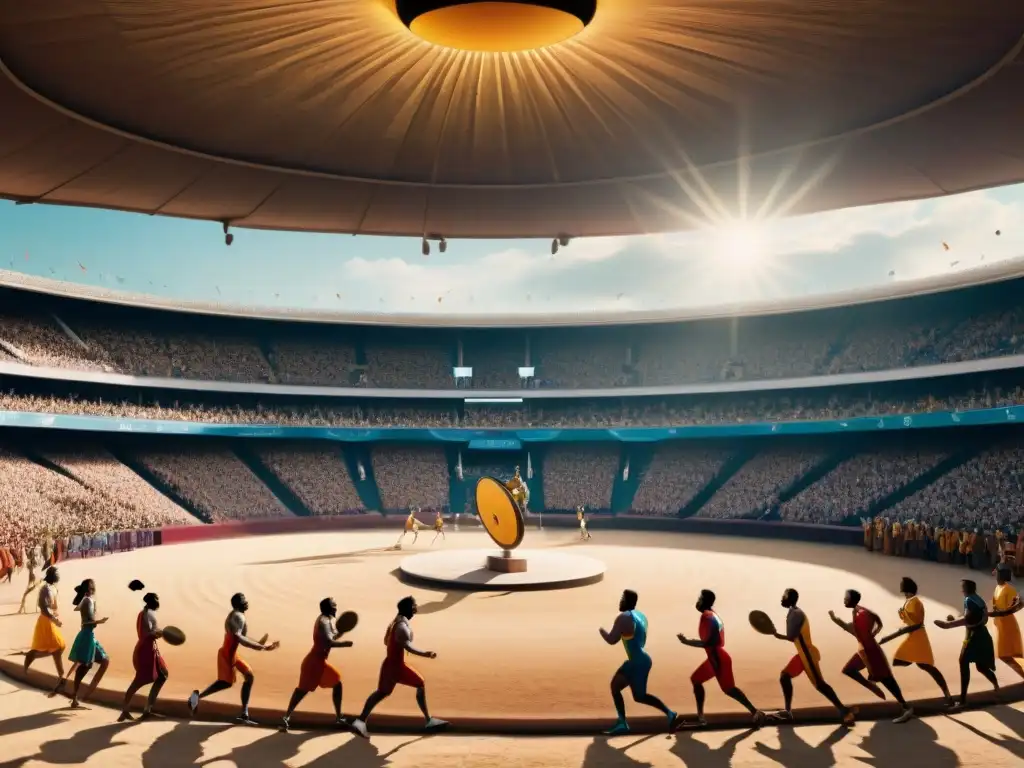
[1,260,1023,329]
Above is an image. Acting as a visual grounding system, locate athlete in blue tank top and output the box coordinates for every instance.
[599,589,678,735]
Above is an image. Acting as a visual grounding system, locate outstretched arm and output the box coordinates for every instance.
[231,613,274,651]
[990,597,1023,618]
[828,610,855,635]
[679,617,718,649]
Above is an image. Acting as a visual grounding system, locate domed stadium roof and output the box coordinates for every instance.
[1,1,1023,239]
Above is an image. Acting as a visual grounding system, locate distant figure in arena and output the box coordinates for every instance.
[53,579,110,707]
[830,590,913,723]
[18,545,40,614]
[431,511,446,545]
[934,579,1000,708]
[769,588,854,726]
[599,589,677,735]
[989,566,1024,682]
[281,597,352,731]
[350,596,447,738]
[190,593,279,725]
[677,589,763,728]
[578,505,592,540]
[878,577,952,705]
[395,507,421,550]
[119,583,168,722]
[24,567,65,680]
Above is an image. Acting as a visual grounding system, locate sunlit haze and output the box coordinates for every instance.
[1,182,1022,317]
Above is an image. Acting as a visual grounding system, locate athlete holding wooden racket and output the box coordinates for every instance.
[189,592,280,725]
[753,588,855,726]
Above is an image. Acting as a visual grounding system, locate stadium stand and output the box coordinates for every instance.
[542,446,620,512]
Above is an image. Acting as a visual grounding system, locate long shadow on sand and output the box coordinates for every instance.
[754,724,851,768]
[581,736,655,768]
[949,705,1024,763]
[671,727,757,768]
[246,547,406,568]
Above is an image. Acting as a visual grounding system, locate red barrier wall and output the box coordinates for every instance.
[159,513,861,546]
[159,513,387,544]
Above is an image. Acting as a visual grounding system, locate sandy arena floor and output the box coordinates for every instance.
[2,674,1023,767]
[0,529,1019,722]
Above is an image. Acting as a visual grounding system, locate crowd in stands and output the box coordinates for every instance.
[4,384,1024,431]
[0,448,196,551]
[696,449,824,520]
[2,281,1024,389]
[137,449,288,522]
[257,446,364,515]
[630,446,732,516]
[543,446,620,511]
[778,448,950,524]
[862,516,1024,578]
[372,446,449,512]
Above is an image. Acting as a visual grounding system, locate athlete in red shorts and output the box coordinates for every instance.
[677,590,764,727]
[350,596,448,738]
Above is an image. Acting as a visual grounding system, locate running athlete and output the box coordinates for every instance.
[189,593,279,725]
[281,597,352,731]
[18,544,40,614]
[431,511,446,545]
[934,579,1000,708]
[830,589,913,723]
[578,506,592,541]
[599,589,677,735]
[350,596,447,738]
[53,579,110,707]
[24,567,65,680]
[878,577,952,705]
[769,588,854,725]
[676,589,764,728]
[989,566,1024,682]
[395,507,421,550]
[118,587,167,722]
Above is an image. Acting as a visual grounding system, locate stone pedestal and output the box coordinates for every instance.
[487,554,528,573]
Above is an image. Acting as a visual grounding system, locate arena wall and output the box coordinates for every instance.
[157,513,861,547]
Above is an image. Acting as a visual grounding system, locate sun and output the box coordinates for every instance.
[714,223,766,269]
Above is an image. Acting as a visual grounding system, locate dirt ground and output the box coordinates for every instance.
[0,529,1018,722]
[2,674,1023,767]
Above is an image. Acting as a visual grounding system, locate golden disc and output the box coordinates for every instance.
[475,476,525,550]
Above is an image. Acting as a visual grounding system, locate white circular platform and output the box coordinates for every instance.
[398,548,606,591]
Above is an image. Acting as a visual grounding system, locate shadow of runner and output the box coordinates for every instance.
[670,727,756,768]
[141,722,233,768]
[23,722,129,766]
[580,736,655,768]
[855,718,959,768]
[754,724,851,768]
[0,709,72,741]
[949,705,1024,762]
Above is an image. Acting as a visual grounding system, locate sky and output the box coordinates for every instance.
[0,183,1021,317]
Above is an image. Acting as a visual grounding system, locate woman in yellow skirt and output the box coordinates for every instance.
[879,577,952,705]
[24,567,66,680]
[991,566,1024,681]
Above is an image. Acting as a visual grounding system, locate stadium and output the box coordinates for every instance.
[2,2,1024,767]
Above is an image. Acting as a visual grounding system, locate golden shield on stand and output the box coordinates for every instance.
[475,476,526,550]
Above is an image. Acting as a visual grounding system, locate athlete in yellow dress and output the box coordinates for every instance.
[430,511,446,545]
[879,577,952,704]
[24,567,66,680]
[990,565,1024,681]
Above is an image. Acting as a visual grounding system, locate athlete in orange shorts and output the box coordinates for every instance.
[769,588,854,725]
[677,589,764,728]
[188,593,278,725]
[281,597,354,730]
[350,596,447,738]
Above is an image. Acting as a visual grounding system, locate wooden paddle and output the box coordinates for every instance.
[748,610,777,636]
[336,611,359,634]
[162,625,186,646]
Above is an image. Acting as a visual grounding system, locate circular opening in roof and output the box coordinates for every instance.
[396,1,597,52]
